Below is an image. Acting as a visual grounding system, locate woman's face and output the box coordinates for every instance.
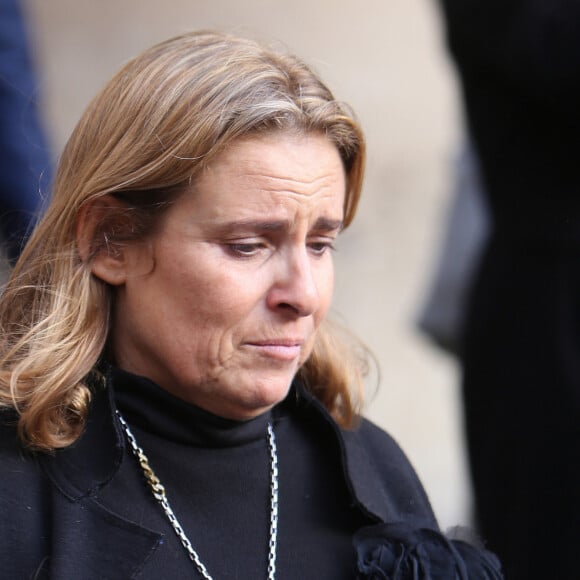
[109,133,346,419]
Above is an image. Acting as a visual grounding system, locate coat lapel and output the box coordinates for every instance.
[47,493,162,579]
[39,379,163,578]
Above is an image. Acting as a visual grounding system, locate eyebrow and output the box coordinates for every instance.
[312,217,344,232]
[210,217,344,235]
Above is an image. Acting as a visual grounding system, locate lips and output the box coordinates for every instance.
[245,339,303,361]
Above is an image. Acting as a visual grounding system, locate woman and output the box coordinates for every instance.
[0,31,502,579]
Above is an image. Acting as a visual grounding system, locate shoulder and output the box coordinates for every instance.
[0,408,49,504]
[0,409,53,573]
[292,383,438,527]
[342,419,505,578]
[349,417,413,466]
[340,416,438,528]
[0,409,37,473]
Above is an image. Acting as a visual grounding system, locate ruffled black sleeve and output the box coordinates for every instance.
[354,523,503,579]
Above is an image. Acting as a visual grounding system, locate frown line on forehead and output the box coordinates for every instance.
[242,170,344,186]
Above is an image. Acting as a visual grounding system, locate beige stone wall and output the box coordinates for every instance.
[23,0,470,528]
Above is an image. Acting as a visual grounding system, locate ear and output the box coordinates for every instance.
[76,195,129,286]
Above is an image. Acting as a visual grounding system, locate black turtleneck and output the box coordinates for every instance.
[96,369,371,579]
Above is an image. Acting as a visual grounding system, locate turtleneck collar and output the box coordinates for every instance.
[111,367,274,448]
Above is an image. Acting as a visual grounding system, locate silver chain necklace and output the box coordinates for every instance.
[116,411,279,580]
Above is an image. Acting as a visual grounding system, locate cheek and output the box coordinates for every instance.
[315,262,335,321]
[167,263,260,335]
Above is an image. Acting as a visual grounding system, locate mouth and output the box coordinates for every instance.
[245,339,303,361]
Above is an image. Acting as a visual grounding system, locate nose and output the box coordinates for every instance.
[267,248,321,317]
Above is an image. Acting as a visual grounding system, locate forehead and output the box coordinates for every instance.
[194,133,346,208]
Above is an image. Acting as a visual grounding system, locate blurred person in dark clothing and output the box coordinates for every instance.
[437,2,580,579]
[0,0,52,263]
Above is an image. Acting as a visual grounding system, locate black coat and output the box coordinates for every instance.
[0,383,432,579]
[0,380,502,579]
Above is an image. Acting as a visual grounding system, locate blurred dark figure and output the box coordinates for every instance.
[0,0,51,264]
[418,140,489,356]
[436,2,580,579]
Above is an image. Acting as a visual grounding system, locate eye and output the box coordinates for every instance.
[225,242,265,257]
[308,239,336,256]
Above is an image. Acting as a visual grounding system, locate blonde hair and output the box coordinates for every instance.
[0,30,367,450]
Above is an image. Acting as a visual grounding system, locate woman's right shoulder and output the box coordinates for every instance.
[0,410,56,576]
[0,408,54,529]
[0,409,44,481]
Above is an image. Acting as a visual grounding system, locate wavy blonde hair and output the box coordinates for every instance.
[0,30,367,450]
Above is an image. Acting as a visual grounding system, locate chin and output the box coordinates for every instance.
[235,377,294,418]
